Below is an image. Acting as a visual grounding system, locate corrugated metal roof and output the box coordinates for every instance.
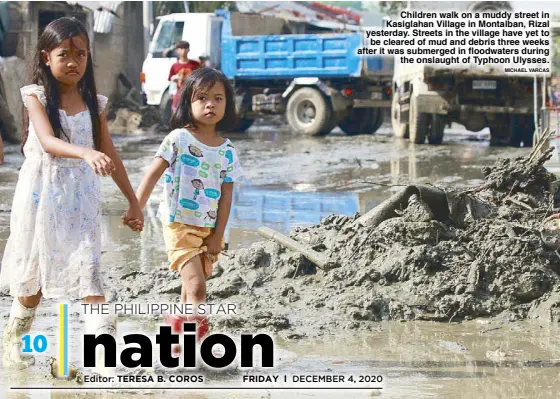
[235,1,361,31]
[68,1,122,33]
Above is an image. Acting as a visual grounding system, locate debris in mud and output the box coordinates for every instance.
[106,102,162,134]
[122,149,560,336]
[107,108,143,134]
[48,357,84,383]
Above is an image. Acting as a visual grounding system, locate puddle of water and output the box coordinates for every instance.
[0,312,558,398]
[0,129,553,397]
[0,130,532,255]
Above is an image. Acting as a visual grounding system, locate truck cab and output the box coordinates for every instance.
[141,13,222,121]
[142,11,393,136]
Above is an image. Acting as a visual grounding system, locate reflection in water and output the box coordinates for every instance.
[230,186,359,233]
[2,316,558,398]
[0,135,554,398]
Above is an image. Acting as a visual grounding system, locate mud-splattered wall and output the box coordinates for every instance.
[0,57,28,141]
[92,2,145,103]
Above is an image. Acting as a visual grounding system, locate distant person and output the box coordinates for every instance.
[167,41,201,115]
[199,54,214,68]
[552,85,560,107]
[0,17,143,373]
[134,68,244,352]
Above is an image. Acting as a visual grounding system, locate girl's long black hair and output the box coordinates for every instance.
[169,68,238,131]
[22,17,101,153]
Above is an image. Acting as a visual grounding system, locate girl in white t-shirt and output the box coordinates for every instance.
[135,68,243,344]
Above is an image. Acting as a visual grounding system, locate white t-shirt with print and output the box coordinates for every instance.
[155,128,244,227]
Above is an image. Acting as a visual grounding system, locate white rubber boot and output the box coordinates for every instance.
[2,299,37,369]
[83,313,117,377]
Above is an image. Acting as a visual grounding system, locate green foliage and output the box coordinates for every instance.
[378,1,408,15]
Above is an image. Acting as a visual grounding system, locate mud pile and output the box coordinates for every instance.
[125,150,560,337]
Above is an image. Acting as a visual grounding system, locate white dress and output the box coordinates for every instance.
[0,84,107,299]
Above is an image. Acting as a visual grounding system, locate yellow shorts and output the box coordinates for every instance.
[162,223,223,277]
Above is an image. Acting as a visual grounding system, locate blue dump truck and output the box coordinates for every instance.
[142,10,393,136]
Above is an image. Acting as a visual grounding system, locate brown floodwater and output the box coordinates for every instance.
[1,125,558,398]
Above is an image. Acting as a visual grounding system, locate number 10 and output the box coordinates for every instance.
[22,334,48,353]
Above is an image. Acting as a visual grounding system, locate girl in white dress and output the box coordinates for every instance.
[0,17,143,373]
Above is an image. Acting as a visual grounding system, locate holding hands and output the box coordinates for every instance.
[121,203,144,232]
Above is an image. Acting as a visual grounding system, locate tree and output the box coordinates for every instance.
[378,1,408,15]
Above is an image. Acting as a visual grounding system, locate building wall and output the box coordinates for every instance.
[93,2,144,101]
[15,2,92,61]
[0,56,27,141]
[0,0,144,138]
[1,2,91,140]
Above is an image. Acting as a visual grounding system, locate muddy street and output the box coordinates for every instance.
[1,123,559,398]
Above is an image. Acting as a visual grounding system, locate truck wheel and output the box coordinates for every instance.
[504,115,535,147]
[319,110,342,135]
[428,114,445,145]
[507,115,523,147]
[489,115,510,146]
[391,93,409,138]
[286,87,332,136]
[409,95,429,144]
[370,108,384,133]
[338,108,376,135]
[159,90,173,126]
[519,114,535,147]
[490,126,510,146]
[233,118,254,132]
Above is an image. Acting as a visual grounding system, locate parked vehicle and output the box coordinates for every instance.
[141,10,393,135]
[391,1,541,146]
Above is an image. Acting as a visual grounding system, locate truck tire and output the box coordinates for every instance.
[492,115,534,147]
[362,108,383,134]
[286,87,332,136]
[160,90,173,126]
[233,118,254,132]
[338,108,377,135]
[370,108,384,133]
[391,93,409,138]
[409,95,430,144]
[489,115,509,146]
[509,117,523,148]
[519,114,535,147]
[428,114,445,145]
[318,110,343,135]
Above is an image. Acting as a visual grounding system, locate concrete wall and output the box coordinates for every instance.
[0,1,144,142]
[93,2,144,102]
[0,2,92,142]
[0,56,29,141]
[15,2,92,61]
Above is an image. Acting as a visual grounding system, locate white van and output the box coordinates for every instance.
[141,13,222,122]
